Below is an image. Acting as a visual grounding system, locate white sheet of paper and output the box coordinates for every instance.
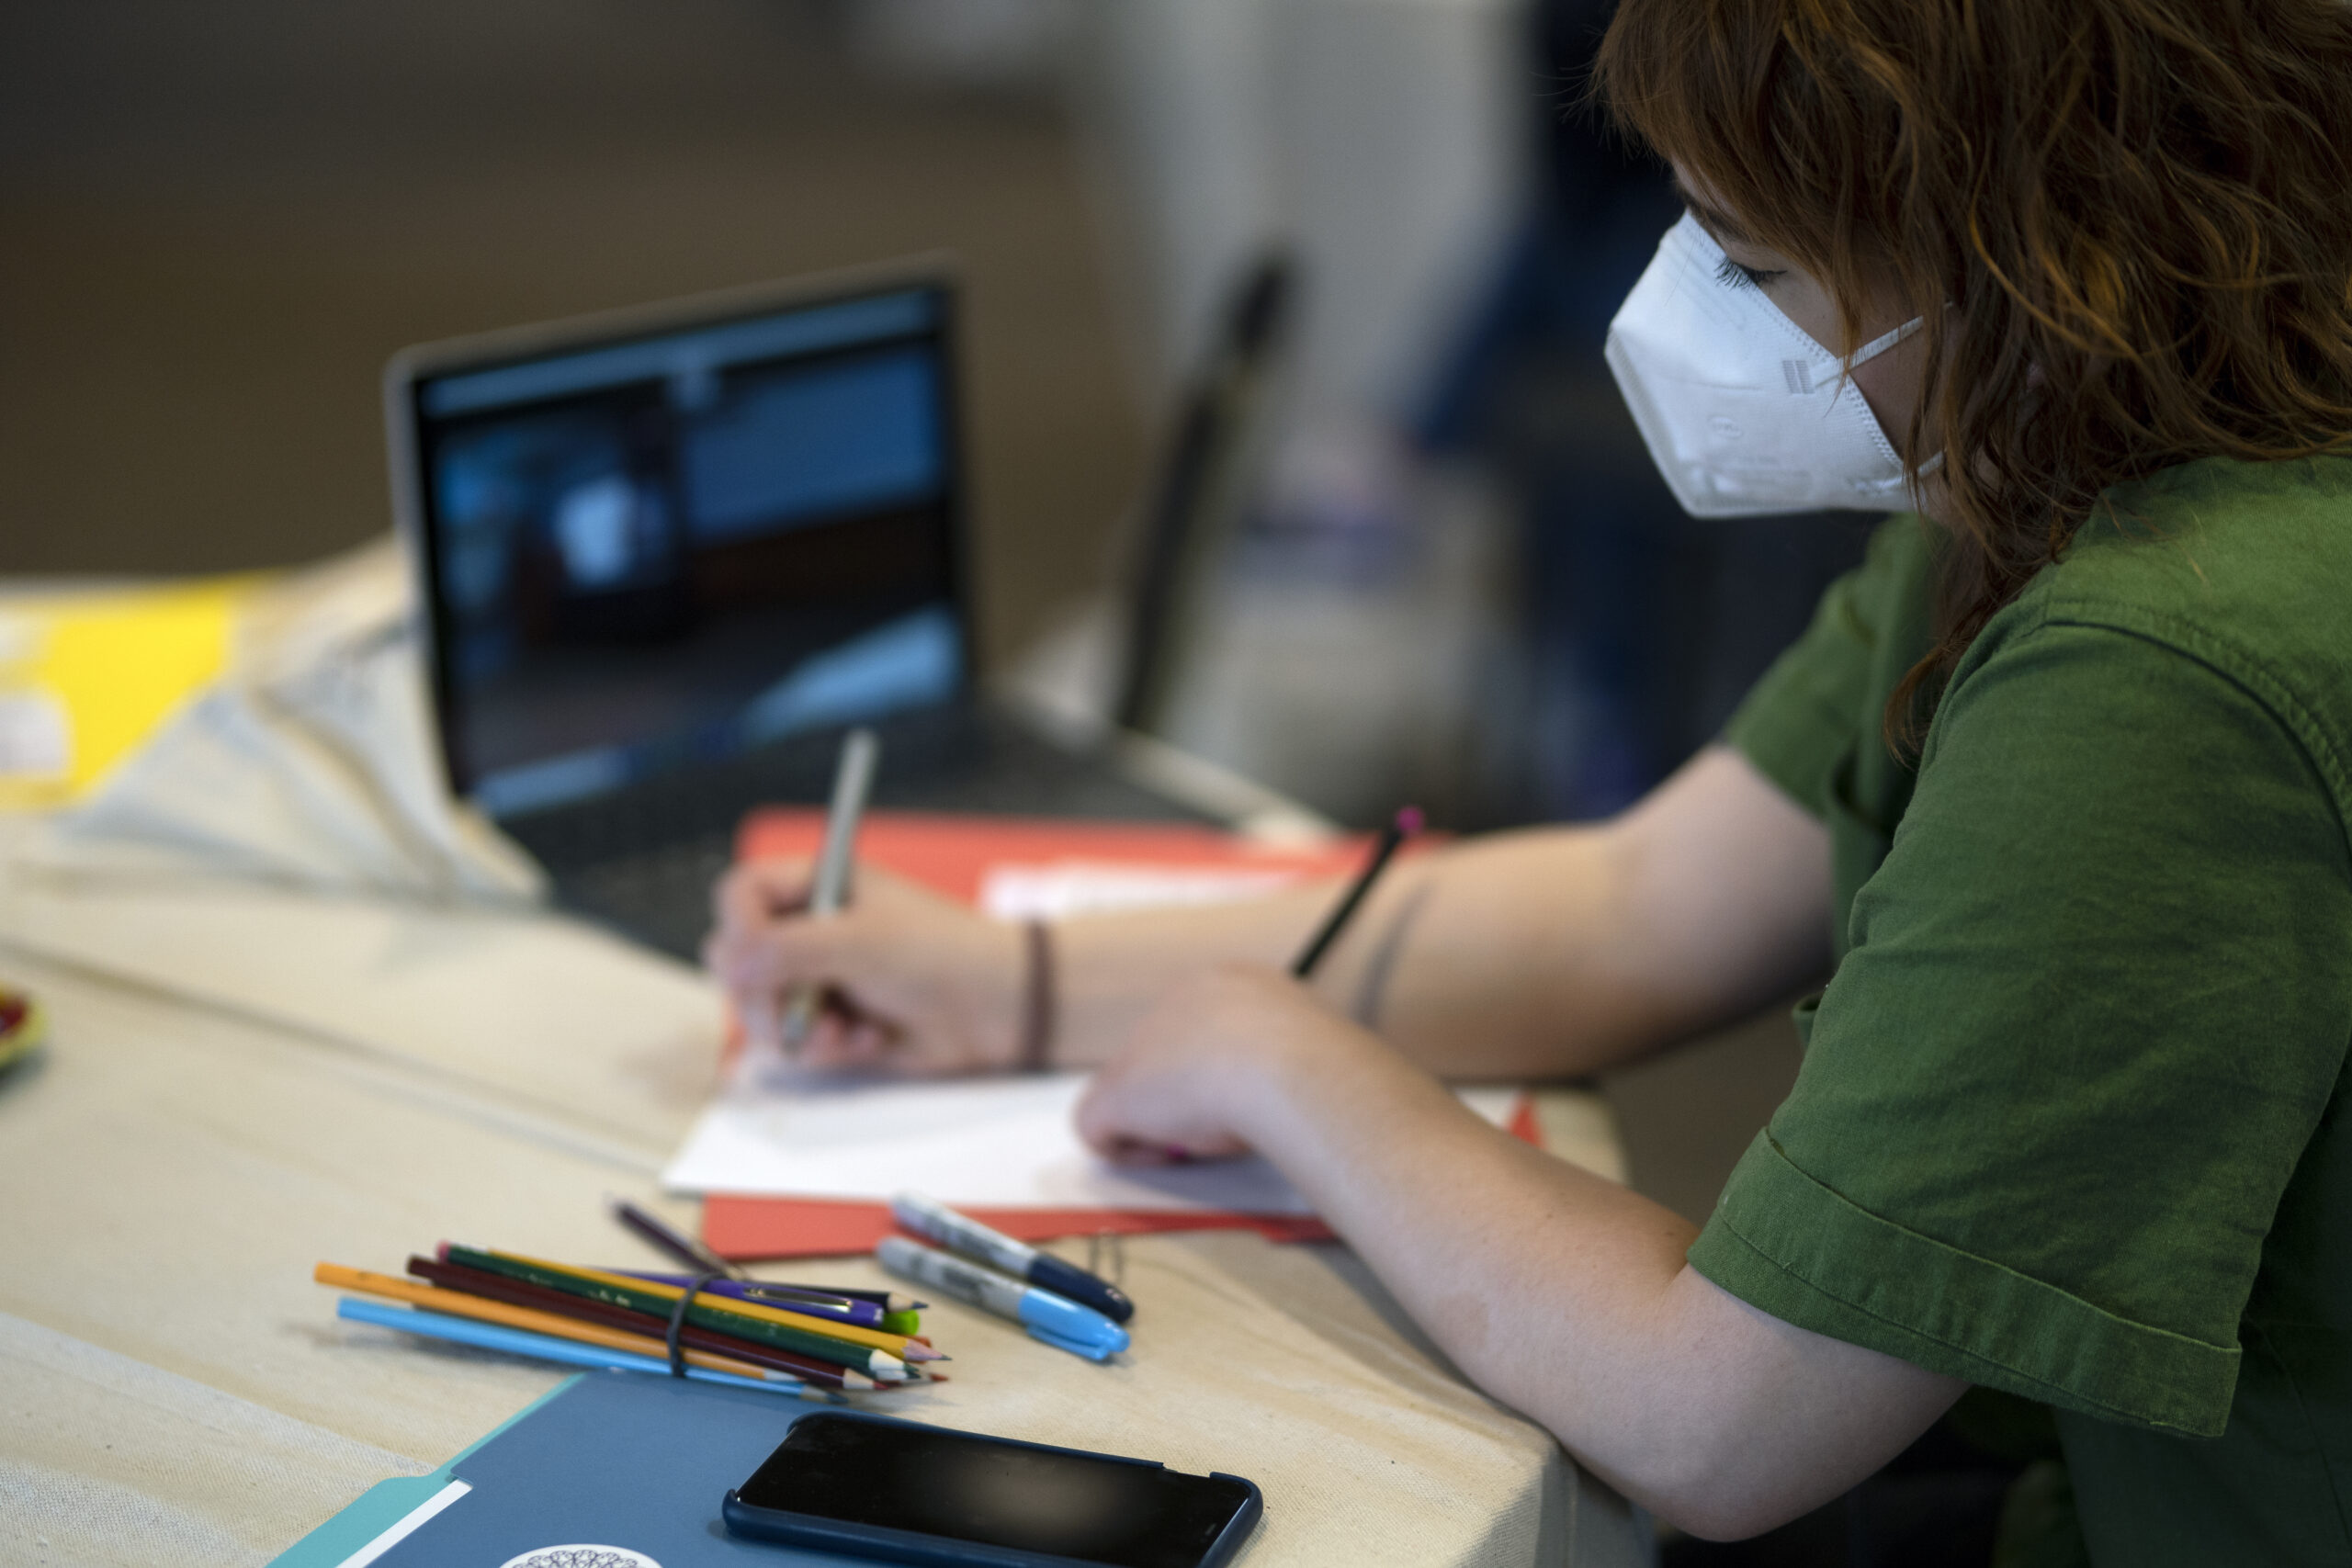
[662,1072,1521,1214]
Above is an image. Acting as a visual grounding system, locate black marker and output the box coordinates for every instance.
[890,1191,1134,1325]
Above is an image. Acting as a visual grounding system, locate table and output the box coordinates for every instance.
[0,847,1649,1566]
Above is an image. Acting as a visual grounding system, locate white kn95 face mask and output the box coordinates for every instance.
[1605,212,1926,517]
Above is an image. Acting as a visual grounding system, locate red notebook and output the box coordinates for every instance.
[703,810,1496,1262]
[733,810,1374,903]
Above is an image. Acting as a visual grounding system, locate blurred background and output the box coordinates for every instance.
[0,0,1876,1223]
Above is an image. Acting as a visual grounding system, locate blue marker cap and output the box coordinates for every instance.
[1026,1325,1118,1362]
[1016,1285,1130,1359]
[1027,1253,1135,1325]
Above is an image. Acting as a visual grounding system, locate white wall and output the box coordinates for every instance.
[1076,0,1529,431]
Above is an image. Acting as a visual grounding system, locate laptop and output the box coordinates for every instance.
[387,260,1190,960]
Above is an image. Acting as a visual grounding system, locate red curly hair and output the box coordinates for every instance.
[1593,0,2352,738]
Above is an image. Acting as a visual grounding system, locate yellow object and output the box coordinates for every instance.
[0,576,257,812]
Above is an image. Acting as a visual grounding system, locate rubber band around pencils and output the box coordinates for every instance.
[667,1271,723,1376]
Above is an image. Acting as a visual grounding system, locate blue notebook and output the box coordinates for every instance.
[269,1371,841,1567]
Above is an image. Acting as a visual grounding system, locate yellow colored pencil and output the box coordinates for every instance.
[481,1247,931,1359]
[313,1263,793,1384]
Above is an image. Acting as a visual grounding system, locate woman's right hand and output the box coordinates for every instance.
[702,858,1027,1077]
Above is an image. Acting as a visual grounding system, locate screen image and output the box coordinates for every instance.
[412,287,967,817]
[736,1415,1255,1568]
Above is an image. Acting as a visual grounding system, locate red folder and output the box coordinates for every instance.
[734,810,1375,902]
[704,1197,1340,1258]
[704,810,1490,1262]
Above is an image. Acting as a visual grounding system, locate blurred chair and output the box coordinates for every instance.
[1114,251,1297,738]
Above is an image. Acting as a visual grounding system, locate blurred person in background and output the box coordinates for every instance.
[1414,0,1871,825]
[710,1,2352,1562]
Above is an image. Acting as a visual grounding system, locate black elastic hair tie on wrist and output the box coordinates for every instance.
[1021,919,1057,1072]
[667,1271,723,1377]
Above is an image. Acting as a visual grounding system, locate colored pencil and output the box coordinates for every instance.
[456,1246,928,1359]
[470,1247,935,1359]
[605,1198,907,1322]
[605,1196,924,1313]
[407,1257,882,1392]
[823,1287,926,1314]
[443,1246,927,1377]
[612,1270,883,1328]
[315,1263,801,1385]
[335,1297,838,1402]
[1291,806,1422,978]
[607,1194,750,1280]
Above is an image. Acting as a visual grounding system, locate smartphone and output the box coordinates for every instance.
[722,1410,1262,1568]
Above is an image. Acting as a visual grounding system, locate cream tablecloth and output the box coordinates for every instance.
[0,861,1648,1567]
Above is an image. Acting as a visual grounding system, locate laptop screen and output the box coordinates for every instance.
[407,283,967,818]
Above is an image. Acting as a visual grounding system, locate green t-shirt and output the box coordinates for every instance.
[1702,455,2352,1565]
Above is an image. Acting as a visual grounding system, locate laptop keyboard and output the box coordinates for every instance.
[499,705,1207,961]
[561,833,738,962]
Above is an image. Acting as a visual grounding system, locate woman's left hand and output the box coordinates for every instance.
[1073,963,1371,1164]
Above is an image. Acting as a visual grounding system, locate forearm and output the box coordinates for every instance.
[1049,883,1353,1067]
[1244,1034,1960,1535]
[1055,747,1834,1079]
[1055,831,1710,1077]
[1344,749,1837,1077]
[1247,1037,1694,1473]
[1309,827,1674,1077]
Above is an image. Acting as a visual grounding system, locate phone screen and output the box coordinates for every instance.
[732,1414,1256,1568]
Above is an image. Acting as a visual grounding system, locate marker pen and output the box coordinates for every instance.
[890,1191,1135,1325]
[876,1235,1129,1362]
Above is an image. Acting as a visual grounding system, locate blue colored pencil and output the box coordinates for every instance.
[334,1297,838,1402]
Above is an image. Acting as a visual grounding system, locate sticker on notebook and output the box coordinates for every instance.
[497,1548,661,1568]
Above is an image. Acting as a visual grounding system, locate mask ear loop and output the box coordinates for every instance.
[1846,315,1925,369]
[1850,312,1951,494]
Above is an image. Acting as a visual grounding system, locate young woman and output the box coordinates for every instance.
[706,1,2352,1558]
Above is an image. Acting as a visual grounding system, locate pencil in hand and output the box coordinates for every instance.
[779,727,879,1052]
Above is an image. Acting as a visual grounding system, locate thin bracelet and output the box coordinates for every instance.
[1019,919,1057,1072]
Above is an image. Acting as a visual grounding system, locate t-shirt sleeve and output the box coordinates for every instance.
[1724,516,1929,818]
[1690,608,2352,1436]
